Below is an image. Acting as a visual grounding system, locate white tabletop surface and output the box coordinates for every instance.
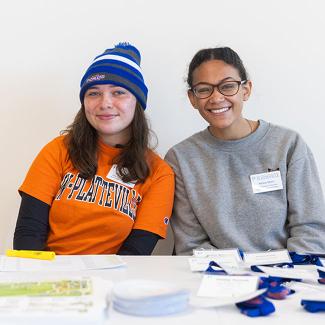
[1,255,324,324]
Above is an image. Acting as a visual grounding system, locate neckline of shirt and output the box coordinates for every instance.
[98,138,123,155]
[200,119,271,152]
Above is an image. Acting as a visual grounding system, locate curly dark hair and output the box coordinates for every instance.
[187,46,248,88]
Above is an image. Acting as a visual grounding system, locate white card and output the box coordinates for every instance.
[188,258,250,275]
[286,281,325,293]
[188,258,222,272]
[257,265,319,281]
[197,275,259,298]
[192,249,242,263]
[106,164,136,188]
[190,288,267,308]
[0,255,126,272]
[243,249,292,266]
[216,262,251,275]
[301,293,325,302]
[250,170,283,193]
[191,249,244,273]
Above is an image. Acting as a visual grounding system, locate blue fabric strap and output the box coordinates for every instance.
[317,269,325,284]
[205,261,227,275]
[301,300,325,313]
[289,252,323,267]
[258,277,294,300]
[236,295,275,317]
[206,252,324,317]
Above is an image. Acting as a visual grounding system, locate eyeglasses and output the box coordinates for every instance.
[191,80,247,99]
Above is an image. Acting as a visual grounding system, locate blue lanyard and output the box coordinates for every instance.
[203,251,325,316]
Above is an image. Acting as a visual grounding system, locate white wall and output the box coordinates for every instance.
[1,0,324,254]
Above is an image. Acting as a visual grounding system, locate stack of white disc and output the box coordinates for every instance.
[112,279,190,316]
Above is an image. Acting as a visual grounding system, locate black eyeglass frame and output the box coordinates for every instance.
[191,80,248,99]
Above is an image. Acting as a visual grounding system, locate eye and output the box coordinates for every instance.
[219,82,237,91]
[112,89,127,96]
[195,85,212,94]
[86,90,101,97]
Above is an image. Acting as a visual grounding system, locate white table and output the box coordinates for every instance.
[88,256,324,324]
[1,256,324,324]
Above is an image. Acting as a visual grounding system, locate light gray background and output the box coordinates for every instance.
[1,0,324,254]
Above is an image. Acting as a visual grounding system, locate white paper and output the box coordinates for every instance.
[250,171,283,193]
[188,258,222,272]
[0,276,112,325]
[190,288,266,308]
[286,281,325,293]
[197,275,259,298]
[217,264,252,275]
[301,292,325,301]
[294,264,318,270]
[193,248,241,260]
[0,254,125,272]
[257,265,319,281]
[106,164,136,188]
[243,249,292,266]
[192,249,242,266]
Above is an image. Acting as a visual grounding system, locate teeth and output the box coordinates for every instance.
[210,107,229,113]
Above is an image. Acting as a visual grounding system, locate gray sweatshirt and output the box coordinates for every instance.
[165,120,325,255]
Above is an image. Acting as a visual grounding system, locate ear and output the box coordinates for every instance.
[188,89,198,109]
[242,80,252,101]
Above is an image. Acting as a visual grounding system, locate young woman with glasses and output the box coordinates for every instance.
[165,46,325,255]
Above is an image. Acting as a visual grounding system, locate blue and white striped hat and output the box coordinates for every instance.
[80,43,148,110]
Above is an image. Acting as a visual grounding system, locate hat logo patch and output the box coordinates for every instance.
[86,73,106,84]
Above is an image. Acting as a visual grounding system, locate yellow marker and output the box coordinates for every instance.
[6,249,55,260]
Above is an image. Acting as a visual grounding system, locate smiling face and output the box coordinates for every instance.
[188,59,252,140]
[84,84,137,146]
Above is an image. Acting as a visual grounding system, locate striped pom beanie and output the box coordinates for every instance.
[80,43,148,110]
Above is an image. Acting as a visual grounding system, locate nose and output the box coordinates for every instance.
[209,87,225,103]
[100,92,113,109]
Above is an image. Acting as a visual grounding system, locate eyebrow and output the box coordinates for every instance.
[194,77,238,86]
[220,77,237,82]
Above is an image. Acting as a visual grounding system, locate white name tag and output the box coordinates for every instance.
[243,249,292,266]
[197,275,259,298]
[188,258,222,272]
[257,265,319,281]
[250,170,283,193]
[106,164,136,188]
[192,249,243,267]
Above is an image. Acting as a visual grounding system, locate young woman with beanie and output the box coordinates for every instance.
[14,43,174,255]
[165,46,325,255]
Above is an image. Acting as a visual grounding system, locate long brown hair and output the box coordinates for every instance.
[63,102,151,183]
